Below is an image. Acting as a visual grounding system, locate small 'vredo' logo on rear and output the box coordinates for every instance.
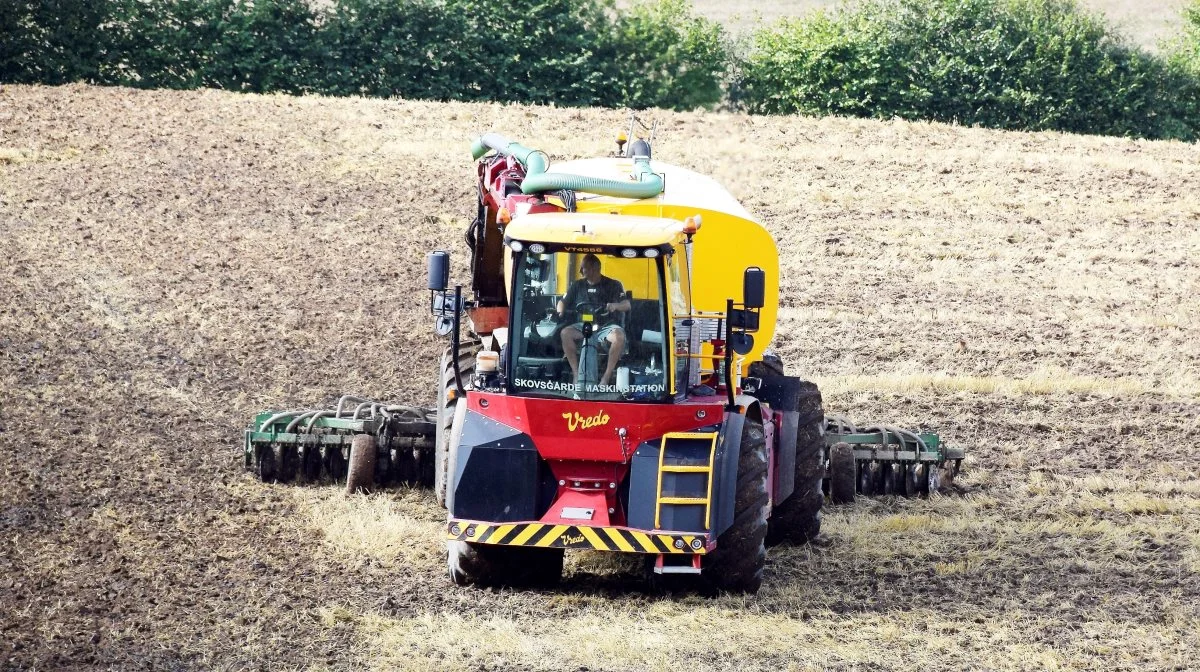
[563,410,610,432]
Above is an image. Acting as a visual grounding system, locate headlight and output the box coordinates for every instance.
[509,240,524,252]
[643,248,660,258]
[528,243,546,254]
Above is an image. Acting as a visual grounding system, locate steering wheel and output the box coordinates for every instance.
[575,301,610,318]
[553,301,609,324]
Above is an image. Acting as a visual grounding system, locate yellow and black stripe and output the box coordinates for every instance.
[447,520,708,554]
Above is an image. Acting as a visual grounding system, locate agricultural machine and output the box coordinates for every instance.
[244,121,964,592]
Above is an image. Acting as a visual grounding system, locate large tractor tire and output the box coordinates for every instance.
[447,541,564,587]
[435,338,480,508]
[345,434,376,494]
[704,417,770,594]
[766,381,824,546]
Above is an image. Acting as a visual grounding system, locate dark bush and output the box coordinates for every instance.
[318,0,467,100]
[0,0,112,84]
[0,0,734,111]
[608,0,730,110]
[742,0,1200,140]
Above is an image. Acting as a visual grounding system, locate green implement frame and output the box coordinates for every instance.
[823,430,965,464]
[243,398,436,486]
[821,417,964,500]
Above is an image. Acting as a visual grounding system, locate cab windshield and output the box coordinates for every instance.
[509,250,670,401]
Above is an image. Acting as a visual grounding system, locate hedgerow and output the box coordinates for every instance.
[2,0,1199,139]
[741,0,1200,140]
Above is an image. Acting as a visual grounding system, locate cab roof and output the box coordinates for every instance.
[505,212,685,248]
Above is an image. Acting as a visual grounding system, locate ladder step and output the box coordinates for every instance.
[659,496,709,505]
[660,465,712,473]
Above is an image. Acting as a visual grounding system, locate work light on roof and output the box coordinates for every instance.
[643,248,660,258]
[509,240,524,252]
[528,243,545,254]
[620,248,638,259]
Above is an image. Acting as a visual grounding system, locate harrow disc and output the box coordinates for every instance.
[275,444,299,483]
[883,463,899,496]
[903,463,920,497]
[323,445,347,482]
[256,445,276,483]
[927,464,943,494]
[299,445,322,483]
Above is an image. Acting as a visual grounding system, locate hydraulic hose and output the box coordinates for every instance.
[471,133,549,176]
[520,157,662,200]
[471,133,664,200]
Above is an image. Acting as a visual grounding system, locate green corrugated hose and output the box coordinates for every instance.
[471,133,663,200]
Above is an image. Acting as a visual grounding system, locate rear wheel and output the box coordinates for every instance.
[766,381,824,546]
[345,434,376,494]
[447,541,564,587]
[704,417,769,594]
[435,338,480,508]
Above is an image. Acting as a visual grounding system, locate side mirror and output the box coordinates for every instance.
[427,251,450,291]
[743,266,765,309]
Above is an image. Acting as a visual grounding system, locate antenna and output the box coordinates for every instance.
[624,111,658,157]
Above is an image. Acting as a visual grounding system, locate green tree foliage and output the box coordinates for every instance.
[609,0,729,110]
[1171,0,1200,73]
[0,0,730,110]
[0,0,111,84]
[319,0,467,100]
[4,0,1200,138]
[743,0,1200,140]
[451,0,619,106]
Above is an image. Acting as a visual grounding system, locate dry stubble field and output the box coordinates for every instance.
[2,84,1199,670]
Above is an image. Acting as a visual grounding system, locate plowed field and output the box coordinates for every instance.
[2,84,1198,671]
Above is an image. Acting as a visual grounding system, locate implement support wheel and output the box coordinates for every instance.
[345,434,376,494]
[829,442,856,504]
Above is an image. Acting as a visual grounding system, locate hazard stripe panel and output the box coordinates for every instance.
[446,520,708,554]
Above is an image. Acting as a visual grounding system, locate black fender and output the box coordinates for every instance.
[447,407,557,522]
[711,396,764,537]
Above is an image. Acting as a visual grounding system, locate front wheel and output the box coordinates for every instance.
[704,417,769,594]
[447,542,564,587]
[435,338,480,508]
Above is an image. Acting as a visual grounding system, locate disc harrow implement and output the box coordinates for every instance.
[244,395,437,490]
[823,415,965,503]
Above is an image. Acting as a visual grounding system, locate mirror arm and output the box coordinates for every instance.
[451,285,465,394]
[725,298,736,411]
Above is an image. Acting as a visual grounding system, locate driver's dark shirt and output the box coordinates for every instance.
[563,275,625,326]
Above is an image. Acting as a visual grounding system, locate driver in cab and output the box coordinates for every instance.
[557,253,630,386]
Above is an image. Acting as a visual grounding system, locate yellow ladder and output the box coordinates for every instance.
[654,432,719,530]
